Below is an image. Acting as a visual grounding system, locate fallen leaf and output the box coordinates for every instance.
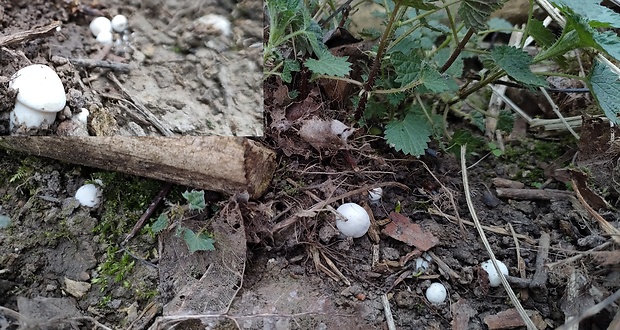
[299,118,354,151]
[382,212,439,251]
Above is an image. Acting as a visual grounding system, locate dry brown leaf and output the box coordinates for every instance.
[299,118,354,151]
[591,251,620,266]
[381,212,439,251]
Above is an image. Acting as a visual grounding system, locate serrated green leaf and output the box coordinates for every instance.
[152,213,169,234]
[592,30,620,62]
[497,110,514,132]
[488,17,513,32]
[384,113,432,156]
[182,190,206,211]
[528,19,556,48]
[392,52,423,86]
[305,53,352,77]
[419,64,459,93]
[183,228,216,254]
[396,0,437,10]
[588,61,620,125]
[458,0,507,31]
[552,0,620,28]
[282,59,300,83]
[491,46,547,87]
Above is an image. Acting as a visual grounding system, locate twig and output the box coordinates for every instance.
[495,187,574,201]
[382,294,396,330]
[106,72,174,136]
[428,207,536,244]
[571,178,620,244]
[546,241,612,270]
[460,145,537,330]
[69,58,131,72]
[529,232,550,289]
[427,251,460,280]
[122,183,173,246]
[0,21,61,47]
[539,87,579,139]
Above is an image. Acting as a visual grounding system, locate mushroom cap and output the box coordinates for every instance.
[111,15,128,33]
[335,203,370,238]
[9,64,66,113]
[89,16,112,37]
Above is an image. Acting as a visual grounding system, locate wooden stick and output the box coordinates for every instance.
[0,21,61,47]
[495,188,574,201]
[68,58,131,72]
[0,136,275,199]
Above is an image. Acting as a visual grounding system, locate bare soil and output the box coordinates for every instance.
[0,0,263,136]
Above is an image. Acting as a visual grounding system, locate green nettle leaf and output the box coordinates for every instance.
[491,46,547,87]
[458,0,507,31]
[528,19,556,48]
[305,53,352,76]
[152,213,169,234]
[384,113,433,157]
[551,0,620,28]
[282,59,300,83]
[183,228,216,254]
[392,52,423,86]
[588,61,620,125]
[182,190,206,211]
[0,215,10,229]
[419,64,459,93]
[592,31,620,62]
[395,0,437,10]
[497,110,514,132]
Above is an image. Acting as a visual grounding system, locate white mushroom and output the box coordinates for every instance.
[335,203,370,238]
[89,16,112,37]
[425,282,447,305]
[111,15,128,32]
[9,64,66,130]
[481,259,509,287]
[96,30,113,45]
[75,183,101,207]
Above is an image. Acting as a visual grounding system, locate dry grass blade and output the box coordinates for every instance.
[460,145,538,330]
[571,178,620,244]
[557,287,620,330]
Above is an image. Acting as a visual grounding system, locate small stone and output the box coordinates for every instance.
[318,224,337,243]
[382,247,400,261]
[64,277,91,298]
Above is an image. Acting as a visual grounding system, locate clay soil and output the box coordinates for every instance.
[0,0,263,136]
[2,1,620,330]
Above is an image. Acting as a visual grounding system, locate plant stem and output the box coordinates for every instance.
[440,28,474,74]
[450,70,505,104]
[354,1,402,120]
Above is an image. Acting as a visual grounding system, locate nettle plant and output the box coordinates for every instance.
[151,190,216,254]
[265,0,620,156]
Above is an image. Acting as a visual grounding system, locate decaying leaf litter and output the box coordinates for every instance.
[0,0,263,136]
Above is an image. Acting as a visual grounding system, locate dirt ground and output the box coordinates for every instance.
[2,1,620,330]
[0,0,263,136]
[2,129,620,329]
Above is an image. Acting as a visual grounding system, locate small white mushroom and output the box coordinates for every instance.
[111,15,128,32]
[89,16,112,37]
[368,187,383,202]
[335,203,370,238]
[481,259,509,287]
[96,30,113,45]
[425,282,447,305]
[197,14,232,37]
[9,64,66,130]
[75,183,101,207]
